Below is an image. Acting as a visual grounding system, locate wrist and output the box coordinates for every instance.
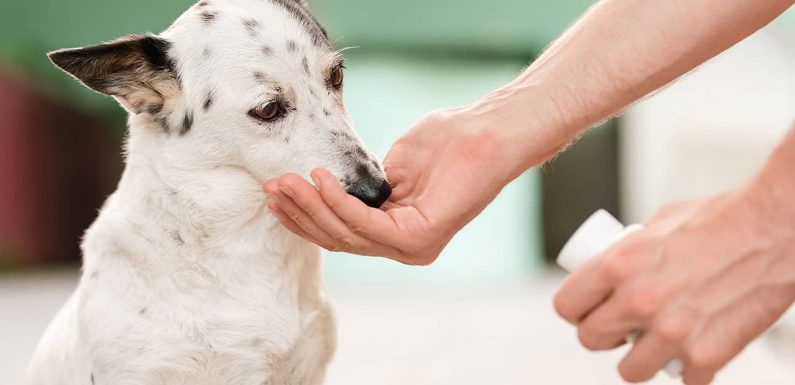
[750,125,795,229]
[460,84,576,177]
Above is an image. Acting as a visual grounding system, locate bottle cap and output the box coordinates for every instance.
[557,210,626,272]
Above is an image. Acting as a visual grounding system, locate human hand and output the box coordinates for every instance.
[263,90,561,265]
[554,175,795,384]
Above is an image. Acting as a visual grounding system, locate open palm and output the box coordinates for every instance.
[263,106,536,265]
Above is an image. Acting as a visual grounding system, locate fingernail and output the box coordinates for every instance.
[311,173,322,189]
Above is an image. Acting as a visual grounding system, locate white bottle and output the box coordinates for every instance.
[557,209,683,378]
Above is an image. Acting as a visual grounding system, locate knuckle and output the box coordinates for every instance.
[655,312,693,343]
[301,205,318,218]
[600,239,652,281]
[402,250,440,266]
[656,201,684,218]
[686,345,723,371]
[618,362,645,383]
[553,294,577,323]
[347,221,368,235]
[287,212,303,226]
[577,326,599,351]
[602,252,633,281]
[325,194,349,212]
[683,374,713,385]
[625,286,663,319]
[331,234,357,250]
[421,111,448,126]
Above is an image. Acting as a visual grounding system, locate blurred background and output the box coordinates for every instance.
[0,0,793,384]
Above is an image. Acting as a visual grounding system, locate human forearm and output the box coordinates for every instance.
[480,0,793,172]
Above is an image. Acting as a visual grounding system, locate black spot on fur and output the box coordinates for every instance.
[139,307,148,315]
[253,71,266,84]
[90,271,99,279]
[158,117,170,133]
[203,91,214,111]
[203,47,211,57]
[243,23,258,35]
[170,230,185,245]
[91,373,95,385]
[262,45,273,56]
[301,56,310,75]
[355,147,368,159]
[180,112,193,135]
[286,40,297,52]
[200,11,218,23]
[271,0,329,47]
[243,18,260,36]
[131,101,146,113]
[137,37,174,72]
[147,101,164,115]
[283,136,290,144]
[197,1,209,7]
[323,108,330,116]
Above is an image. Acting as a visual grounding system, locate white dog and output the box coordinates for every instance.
[26,1,391,384]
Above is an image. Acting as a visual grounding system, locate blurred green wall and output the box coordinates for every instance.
[0,0,596,90]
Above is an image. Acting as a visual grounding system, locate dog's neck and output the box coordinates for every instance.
[82,118,316,282]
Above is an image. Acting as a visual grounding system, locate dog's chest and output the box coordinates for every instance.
[79,242,333,385]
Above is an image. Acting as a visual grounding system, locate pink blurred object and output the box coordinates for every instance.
[0,71,121,267]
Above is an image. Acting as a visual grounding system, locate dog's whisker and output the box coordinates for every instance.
[336,46,360,54]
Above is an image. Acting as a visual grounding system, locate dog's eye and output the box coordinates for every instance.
[330,66,344,89]
[248,101,285,122]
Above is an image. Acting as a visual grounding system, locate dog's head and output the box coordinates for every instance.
[47,0,391,208]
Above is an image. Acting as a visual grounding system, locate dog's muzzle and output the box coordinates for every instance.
[346,176,392,208]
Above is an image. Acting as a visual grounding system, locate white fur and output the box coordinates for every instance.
[26,1,382,384]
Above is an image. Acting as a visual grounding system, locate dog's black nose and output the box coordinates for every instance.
[347,178,392,208]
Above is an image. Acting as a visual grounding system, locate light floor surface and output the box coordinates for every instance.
[2,269,793,385]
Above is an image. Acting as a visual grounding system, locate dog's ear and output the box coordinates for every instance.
[48,34,180,114]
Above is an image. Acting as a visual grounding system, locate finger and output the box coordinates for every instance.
[277,173,387,247]
[268,190,338,250]
[555,236,648,324]
[576,276,677,350]
[618,332,681,383]
[267,201,326,247]
[683,287,792,385]
[312,168,421,247]
[275,173,408,258]
[263,178,280,195]
[682,371,714,385]
[576,296,640,351]
[554,256,619,324]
